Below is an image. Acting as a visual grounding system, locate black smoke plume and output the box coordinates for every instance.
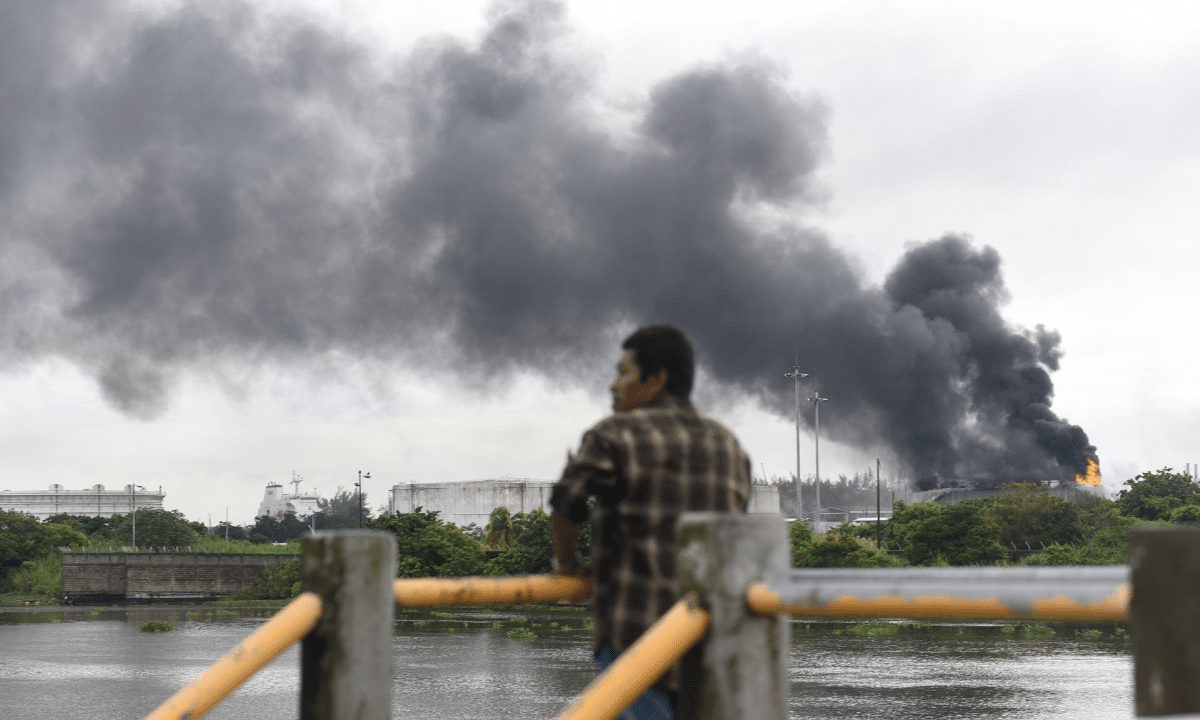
[0,0,1094,484]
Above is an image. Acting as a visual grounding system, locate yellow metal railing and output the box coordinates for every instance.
[558,593,708,720]
[745,566,1131,623]
[145,567,1133,720]
[145,592,323,720]
[393,573,592,607]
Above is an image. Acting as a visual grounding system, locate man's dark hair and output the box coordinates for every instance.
[622,325,695,399]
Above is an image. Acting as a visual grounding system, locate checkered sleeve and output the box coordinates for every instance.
[550,426,626,524]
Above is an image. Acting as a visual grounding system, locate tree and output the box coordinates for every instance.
[1,511,85,570]
[106,509,199,547]
[793,526,902,568]
[986,483,1084,559]
[890,500,1006,566]
[250,515,285,543]
[481,507,517,552]
[1117,468,1199,521]
[313,487,363,530]
[788,519,814,566]
[371,508,485,578]
[245,558,302,599]
[44,513,115,539]
[215,521,248,541]
[1077,501,1138,564]
[1019,544,1085,566]
[483,508,554,576]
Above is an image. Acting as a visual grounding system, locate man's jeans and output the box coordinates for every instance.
[594,645,677,720]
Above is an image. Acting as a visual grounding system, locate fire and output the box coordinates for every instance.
[1075,457,1102,486]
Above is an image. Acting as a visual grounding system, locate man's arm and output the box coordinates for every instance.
[551,509,588,577]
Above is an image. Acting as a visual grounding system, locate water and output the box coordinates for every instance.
[0,606,1132,719]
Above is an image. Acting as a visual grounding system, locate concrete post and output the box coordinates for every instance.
[301,531,397,720]
[675,512,790,720]
[1131,526,1200,716]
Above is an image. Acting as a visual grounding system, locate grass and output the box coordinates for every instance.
[3,554,64,602]
[68,538,301,555]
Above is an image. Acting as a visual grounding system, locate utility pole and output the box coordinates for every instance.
[876,458,882,548]
[783,359,808,522]
[809,382,828,532]
[357,471,371,529]
[225,507,229,540]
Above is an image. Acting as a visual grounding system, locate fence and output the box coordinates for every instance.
[145,517,1200,719]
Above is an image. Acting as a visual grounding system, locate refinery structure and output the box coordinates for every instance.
[388,478,782,527]
[256,474,322,519]
[0,484,165,521]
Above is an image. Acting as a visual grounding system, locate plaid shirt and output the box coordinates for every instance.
[550,395,752,694]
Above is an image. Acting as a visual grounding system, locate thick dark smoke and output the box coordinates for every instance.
[0,0,1094,484]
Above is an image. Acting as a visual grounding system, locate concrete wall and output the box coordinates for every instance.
[61,553,296,603]
[390,480,781,527]
[0,484,165,521]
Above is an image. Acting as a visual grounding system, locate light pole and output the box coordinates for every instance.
[809,382,828,532]
[357,470,371,529]
[130,484,144,549]
[224,507,229,540]
[783,359,808,522]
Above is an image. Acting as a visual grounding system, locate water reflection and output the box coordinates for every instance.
[0,607,1132,719]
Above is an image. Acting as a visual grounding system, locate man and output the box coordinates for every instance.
[550,325,752,719]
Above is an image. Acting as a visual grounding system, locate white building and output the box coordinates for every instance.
[0,484,165,521]
[257,481,323,519]
[389,479,781,527]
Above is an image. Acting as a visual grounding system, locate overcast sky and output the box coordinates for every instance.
[1,0,1197,525]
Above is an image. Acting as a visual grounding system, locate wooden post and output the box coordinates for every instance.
[1131,526,1200,716]
[675,512,790,720]
[301,531,397,720]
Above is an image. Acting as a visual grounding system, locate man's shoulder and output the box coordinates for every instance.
[591,401,745,447]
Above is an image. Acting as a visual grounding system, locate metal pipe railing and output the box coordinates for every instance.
[144,592,324,720]
[557,593,710,720]
[394,573,592,607]
[746,566,1129,622]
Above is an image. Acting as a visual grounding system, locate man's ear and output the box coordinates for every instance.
[647,369,668,395]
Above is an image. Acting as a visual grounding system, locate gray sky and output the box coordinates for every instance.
[1,0,1197,525]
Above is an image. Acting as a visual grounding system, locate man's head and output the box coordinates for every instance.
[610,325,694,412]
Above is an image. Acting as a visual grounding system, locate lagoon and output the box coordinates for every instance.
[0,605,1132,719]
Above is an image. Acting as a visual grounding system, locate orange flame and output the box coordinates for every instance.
[1075,457,1102,486]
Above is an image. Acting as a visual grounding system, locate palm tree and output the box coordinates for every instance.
[481,507,516,552]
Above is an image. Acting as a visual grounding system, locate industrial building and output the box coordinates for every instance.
[909,481,1107,506]
[256,478,322,519]
[0,484,165,521]
[389,478,781,527]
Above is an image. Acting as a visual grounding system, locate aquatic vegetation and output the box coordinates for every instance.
[412,620,430,627]
[1022,624,1056,638]
[140,621,172,633]
[430,611,456,619]
[846,620,899,636]
[507,627,536,640]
